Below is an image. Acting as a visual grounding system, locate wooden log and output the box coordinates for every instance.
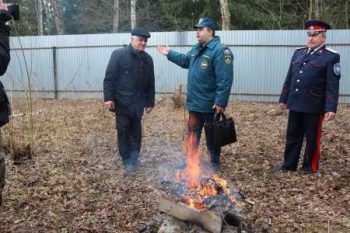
[159,196,222,233]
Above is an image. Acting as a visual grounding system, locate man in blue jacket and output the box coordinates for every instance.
[157,17,233,170]
[279,20,341,174]
[103,28,155,173]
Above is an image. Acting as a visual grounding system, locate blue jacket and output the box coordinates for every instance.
[279,45,341,114]
[167,36,233,113]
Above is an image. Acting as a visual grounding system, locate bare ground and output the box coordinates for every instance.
[0,98,349,233]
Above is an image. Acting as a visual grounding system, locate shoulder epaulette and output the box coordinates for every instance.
[325,47,339,54]
[296,46,308,50]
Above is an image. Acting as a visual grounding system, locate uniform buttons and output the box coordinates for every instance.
[297,79,300,82]
[303,62,306,65]
[295,88,299,92]
[299,70,303,74]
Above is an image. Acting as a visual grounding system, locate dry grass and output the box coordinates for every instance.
[0,98,349,232]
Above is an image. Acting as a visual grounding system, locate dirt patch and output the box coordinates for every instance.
[0,98,349,232]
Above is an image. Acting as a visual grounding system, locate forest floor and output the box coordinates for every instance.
[0,98,349,233]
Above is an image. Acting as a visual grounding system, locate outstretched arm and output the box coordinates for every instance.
[157,45,191,69]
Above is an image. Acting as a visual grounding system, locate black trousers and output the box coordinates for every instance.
[116,108,142,166]
[282,111,324,173]
[188,111,221,166]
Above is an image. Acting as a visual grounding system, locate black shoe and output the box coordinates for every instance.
[299,168,314,174]
[277,166,296,172]
[210,162,220,172]
[125,163,137,173]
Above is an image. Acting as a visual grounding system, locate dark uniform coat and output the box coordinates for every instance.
[279,45,341,173]
[279,45,341,113]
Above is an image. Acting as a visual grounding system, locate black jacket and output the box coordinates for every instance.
[0,21,10,127]
[103,44,155,114]
[0,23,10,75]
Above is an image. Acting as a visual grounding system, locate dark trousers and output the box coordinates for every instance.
[282,111,324,173]
[116,109,142,167]
[188,111,221,166]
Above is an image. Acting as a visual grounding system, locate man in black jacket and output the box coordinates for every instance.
[103,28,155,173]
[0,0,12,206]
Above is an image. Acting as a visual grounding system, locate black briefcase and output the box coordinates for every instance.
[204,112,237,147]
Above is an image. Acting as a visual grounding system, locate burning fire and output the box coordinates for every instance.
[174,132,238,210]
[181,132,201,188]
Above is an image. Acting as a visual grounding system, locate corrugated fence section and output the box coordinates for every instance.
[2,30,350,103]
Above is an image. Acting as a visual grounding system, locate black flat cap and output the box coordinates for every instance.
[131,28,151,38]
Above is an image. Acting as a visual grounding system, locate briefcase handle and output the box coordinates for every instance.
[213,112,227,122]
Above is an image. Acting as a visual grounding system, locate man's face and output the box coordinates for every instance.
[307,31,326,49]
[196,27,213,44]
[131,36,148,52]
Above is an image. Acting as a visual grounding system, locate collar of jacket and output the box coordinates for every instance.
[306,44,326,55]
[128,43,146,57]
[196,36,220,50]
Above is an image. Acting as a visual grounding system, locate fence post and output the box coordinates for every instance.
[53,46,58,99]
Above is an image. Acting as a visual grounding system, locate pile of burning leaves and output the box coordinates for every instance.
[158,133,248,232]
[161,171,244,213]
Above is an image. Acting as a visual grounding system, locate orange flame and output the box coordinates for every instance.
[174,130,237,210]
[182,132,201,188]
[182,197,205,210]
[197,185,217,196]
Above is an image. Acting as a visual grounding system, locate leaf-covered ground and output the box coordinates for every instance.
[0,98,349,232]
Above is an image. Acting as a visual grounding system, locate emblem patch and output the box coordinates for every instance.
[200,60,209,69]
[333,63,341,76]
[224,48,232,64]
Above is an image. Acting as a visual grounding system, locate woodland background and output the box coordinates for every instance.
[10,0,350,36]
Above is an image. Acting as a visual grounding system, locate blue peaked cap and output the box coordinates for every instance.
[194,17,217,30]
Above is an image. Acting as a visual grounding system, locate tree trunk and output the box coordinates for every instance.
[37,0,44,35]
[51,0,64,35]
[314,0,320,19]
[278,0,284,29]
[346,0,349,29]
[130,0,137,29]
[220,0,230,30]
[113,0,120,32]
[308,0,313,20]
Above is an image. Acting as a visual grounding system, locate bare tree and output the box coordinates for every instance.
[346,0,349,29]
[130,0,137,29]
[37,0,44,35]
[278,0,284,29]
[220,0,230,30]
[308,0,313,20]
[113,0,120,32]
[314,0,320,19]
[50,0,64,35]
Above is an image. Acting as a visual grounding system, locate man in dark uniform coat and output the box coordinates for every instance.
[279,20,341,174]
[0,0,12,206]
[103,28,155,173]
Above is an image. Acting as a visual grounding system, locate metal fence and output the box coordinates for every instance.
[2,30,350,103]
